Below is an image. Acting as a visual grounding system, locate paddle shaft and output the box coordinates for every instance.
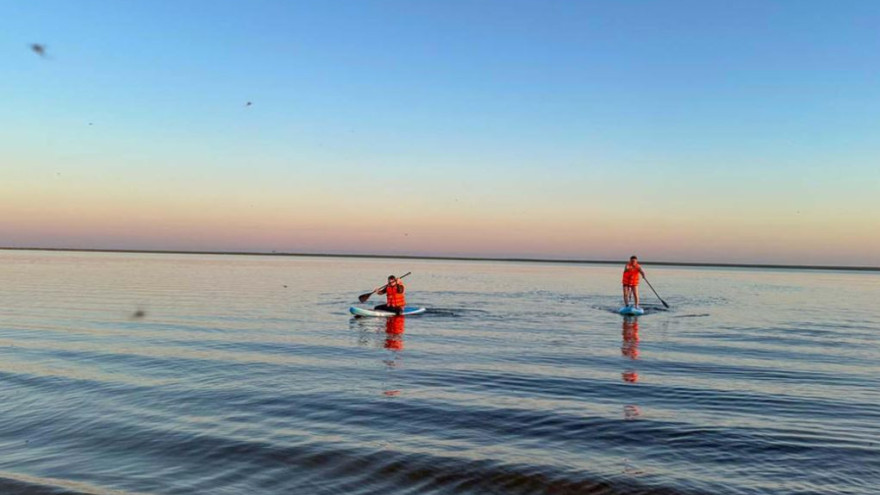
[641,275,669,308]
[358,272,411,303]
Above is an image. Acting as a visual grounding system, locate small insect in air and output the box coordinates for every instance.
[245,101,253,107]
[30,43,47,57]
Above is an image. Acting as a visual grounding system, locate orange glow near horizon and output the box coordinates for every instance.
[2,182,878,266]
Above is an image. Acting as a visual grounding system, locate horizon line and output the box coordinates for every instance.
[1,247,878,272]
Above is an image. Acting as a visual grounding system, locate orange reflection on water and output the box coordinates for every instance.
[622,370,639,383]
[384,316,405,351]
[621,317,640,384]
[623,405,641,420]
[382,316,406,397]
[621,316,640,360]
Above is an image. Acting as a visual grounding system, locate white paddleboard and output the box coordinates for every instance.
[350,306,426,317]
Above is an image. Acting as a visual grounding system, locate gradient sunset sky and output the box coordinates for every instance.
[2,1,879,265]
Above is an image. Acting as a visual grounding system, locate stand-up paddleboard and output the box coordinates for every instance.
[619,306,645,316]
[350,306,426,317]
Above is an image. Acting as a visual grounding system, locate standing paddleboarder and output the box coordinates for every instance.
[622,256,646,309]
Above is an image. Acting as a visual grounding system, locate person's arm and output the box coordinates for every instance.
[397,284,405,294]
[377,286,388,295]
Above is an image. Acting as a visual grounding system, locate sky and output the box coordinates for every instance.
[2,0,879,266]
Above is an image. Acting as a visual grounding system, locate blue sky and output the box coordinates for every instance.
[2,1,879,264]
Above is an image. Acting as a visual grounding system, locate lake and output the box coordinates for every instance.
[0,250,877,494]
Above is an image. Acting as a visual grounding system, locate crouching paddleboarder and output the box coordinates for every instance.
[374,275,406,315]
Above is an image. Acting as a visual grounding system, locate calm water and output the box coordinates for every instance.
[0,251,878,495]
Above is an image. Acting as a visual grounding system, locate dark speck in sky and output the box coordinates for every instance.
[30,43,47,57]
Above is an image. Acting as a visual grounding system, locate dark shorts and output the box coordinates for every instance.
[623,284,637,288]
[373,304,404,314]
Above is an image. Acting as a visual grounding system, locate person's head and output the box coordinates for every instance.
[387,275,398,285]
[630,255,638,263]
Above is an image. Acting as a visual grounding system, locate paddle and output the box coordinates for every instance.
[642,275,669,309]
[358,272,411,303]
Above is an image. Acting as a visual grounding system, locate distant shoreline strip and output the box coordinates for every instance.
[1,247,877,272]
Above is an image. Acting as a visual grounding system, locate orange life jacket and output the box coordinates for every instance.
[622,262,641,286]
[385,282,406,307]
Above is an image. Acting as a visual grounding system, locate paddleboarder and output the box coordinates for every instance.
[622,255,646,309]
[374,275,406,315]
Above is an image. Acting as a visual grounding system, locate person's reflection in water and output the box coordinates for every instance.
[621,316,640,383]
[383,316,406,397]
[621,316,640,360]
[623,404,641,420]
[622,370,639,383]
[384,316,405,352]
[621,316,641,423]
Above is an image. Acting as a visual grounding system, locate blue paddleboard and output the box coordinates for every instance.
[350,305,426,317]
[618,306,645,316]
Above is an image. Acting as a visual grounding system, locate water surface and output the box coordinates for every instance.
[0,251,878,494]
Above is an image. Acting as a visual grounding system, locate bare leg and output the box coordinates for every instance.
[633,286,640,308]
[622,286,629,306]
